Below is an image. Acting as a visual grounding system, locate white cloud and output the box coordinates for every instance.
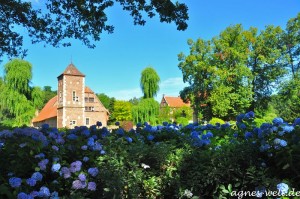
[156,77,188,100]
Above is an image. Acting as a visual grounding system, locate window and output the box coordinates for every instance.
[85,97,88,102]
[59,91,62,102]
[69,120,76,125]
[86,118,90,125]
[72,91,76,101]
[89,98,94,102]
[85,106,95,112]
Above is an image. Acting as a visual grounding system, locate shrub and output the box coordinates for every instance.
[0,112,299,198]
[209,117,225,125]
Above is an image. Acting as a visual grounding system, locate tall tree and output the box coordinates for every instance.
[43,86,56,108]
[272,72,300,122]
[112,100,132,121]
[132,67,160,124]
[282,13,300,78]
[1,0,188,59]
[96,93,112,110]
[0,59,44,126]
[140,67,160,99]
[246,25,287,113]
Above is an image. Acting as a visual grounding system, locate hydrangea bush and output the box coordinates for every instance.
[0,112,299,198]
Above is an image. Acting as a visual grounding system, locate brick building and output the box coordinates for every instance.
[32,63,109,128]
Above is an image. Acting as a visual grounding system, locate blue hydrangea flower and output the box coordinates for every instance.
[83,156,89,162]
[88,167,99,177]
[38,186,50,197]
[273,117,284,126]
[66,134,78,140]
[245,111,255,119]
[82,129,90,137]
[38,159,49,170]
[60,167,71,179]
[100,150,106,155]
[206,131,213,138]
[51,163,61,172]
[147,135,154,141]
[52,145,59,151]
[88,182,97,191]
[236,114,245,122]
[70,161,82,173]
[126,136,133,143]
[81,145,88,150]
[9,177,22,188]
[96,121,102,127]
[72,180,84,189]
[115,121,120,126]
[26,178,37,187]
[244,132,253,139]
[50,191,59,199]
[31,172,43,181]
[93,142,102,151]
[136,122,142,128]
[293,118,300,126]
[34,153,45,159]
[42,124,50,129]
[17,192,28,199]
[116,128,124,136]
[259,144,271,152]
[87,137,95,147]
[29,191,39,198]
[283,125,294,133]
[277,183,289,195]
[78,173,86,182]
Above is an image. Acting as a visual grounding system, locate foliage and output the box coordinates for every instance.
[157,106,172,124]
[96,93,112,110]
[140,67,160,99]
[281,13,300,78]
[1,0,188,59]
[42,86,56,109]
[272,74,300,122]
[112,100,132,121]
[1,112,300,198]
[209,117,225,125]
[0,59,44,127]
[178,17,298,120]
[132,98,159,125]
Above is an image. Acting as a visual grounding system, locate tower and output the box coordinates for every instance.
[57,63,85,128]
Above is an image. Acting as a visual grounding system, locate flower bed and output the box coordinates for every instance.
[0,112,300,198]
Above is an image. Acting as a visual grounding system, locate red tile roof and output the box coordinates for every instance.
[85,86,94,93]
[58,63,85,77]
[163,96,190,108]
[32,96,57,122]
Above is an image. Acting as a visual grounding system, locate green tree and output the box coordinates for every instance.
[246,25,287,113]
[272,73,300,122]
[210,24,253,120]
[140,67,160,99]
[96,93,112,110]
[132,67,160,124]
[132,98,159,125]
[42,86,56,108]
[1,0,188,59]
[0,59,44,126]
[282,13,300,78]
[112,100,132,122]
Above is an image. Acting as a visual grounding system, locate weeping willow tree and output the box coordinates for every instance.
[140,67,160,99]
[132,98,159,125]
[132,67,160,124]
[0,59,44,127]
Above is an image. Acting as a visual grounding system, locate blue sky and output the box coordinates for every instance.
[1,0,300,101]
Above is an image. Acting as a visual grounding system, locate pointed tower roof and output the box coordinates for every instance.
[58,63,85,78]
